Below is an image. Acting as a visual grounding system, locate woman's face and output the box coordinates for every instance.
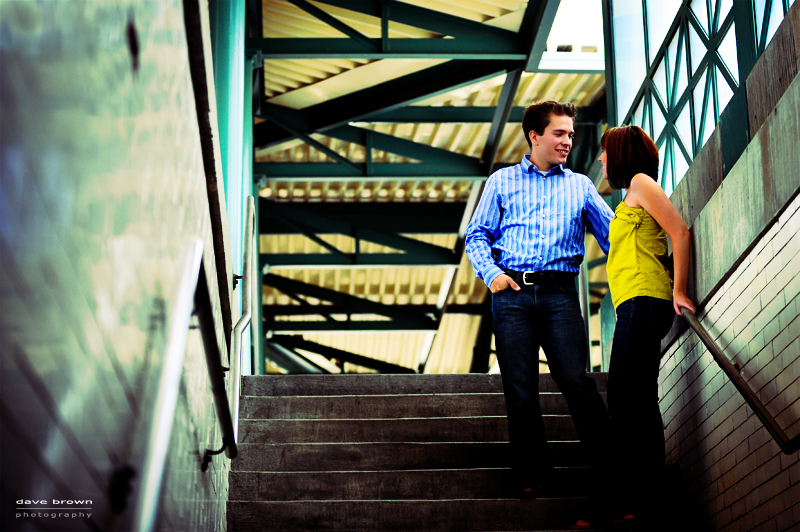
[598,149,608,180]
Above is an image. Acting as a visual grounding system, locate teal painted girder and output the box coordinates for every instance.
[270,335,417,373]
[254,60,521,149]
[253,162,509,179]
[312,0,519,40]
[248,38,526,60]
[259,199,466,234]
[261,253,459,267]
[260,199,457,266]
[267,321,440,332]
[326,125,478,167]
[263,273,439,330]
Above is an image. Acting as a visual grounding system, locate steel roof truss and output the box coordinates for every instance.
[286,0,378,52]
[254,162,487,179]
[270,335,416,374]
[254,60,519,149]
[326,125,479,168]
[261,200,458,266]
[480,69,522,174]
[263,273,438,329]
[313,0,518,40]
[259,199,465,234]
[252,38,525,60]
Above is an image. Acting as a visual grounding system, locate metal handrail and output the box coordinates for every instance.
[681,308,800,455]
[229,196,256,442]
[131,239,204,532]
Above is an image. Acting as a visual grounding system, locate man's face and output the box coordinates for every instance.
[529,114,574,171]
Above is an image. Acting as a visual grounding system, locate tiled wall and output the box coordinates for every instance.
[0,1,230,531]
[660,194,800,531]
[657,7,800,530]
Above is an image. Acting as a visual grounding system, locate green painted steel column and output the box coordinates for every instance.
[209,0,250,372]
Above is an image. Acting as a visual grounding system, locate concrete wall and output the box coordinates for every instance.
[0,1,231,531]
[657,5,800,531]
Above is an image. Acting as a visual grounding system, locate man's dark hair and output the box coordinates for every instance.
[600,125,659,190]
[522,100,578,148]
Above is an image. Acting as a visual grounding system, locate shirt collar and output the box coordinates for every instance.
[521,154,565,176]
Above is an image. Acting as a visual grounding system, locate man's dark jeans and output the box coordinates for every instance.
[491,284,611,488]
[607,295,675,514]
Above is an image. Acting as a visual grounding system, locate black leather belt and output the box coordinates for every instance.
[503,269,577,288]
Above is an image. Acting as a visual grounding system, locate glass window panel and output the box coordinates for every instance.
[755,0,767,44]
[646,0,682,64]
[688,23,707,77]
[660,139,672,192]
[613,0,647,124]
[691,0,709,35]
[716,65,734,114]
[642,98,651,136]
[717,26,739,85]
[717,0,734,31]
[701,94,716,147]
[692,68,709,139]
[653,57,669,104]
[765,0,785,48]
[671,32,689,105]
[676,99,693,155]
[674,140,690,189]
[632,96,645,128]
[652,91,667,140]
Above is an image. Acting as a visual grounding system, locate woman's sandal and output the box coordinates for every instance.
[611,514,637,526]
[567,519,593,530]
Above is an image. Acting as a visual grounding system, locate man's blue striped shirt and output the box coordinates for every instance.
[465,155,614,288]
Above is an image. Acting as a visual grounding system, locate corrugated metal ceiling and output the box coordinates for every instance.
[256,0,610,374]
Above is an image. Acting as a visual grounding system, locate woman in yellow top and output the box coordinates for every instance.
[599,125,695,527]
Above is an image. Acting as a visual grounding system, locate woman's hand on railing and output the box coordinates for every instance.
[673,292,695,316]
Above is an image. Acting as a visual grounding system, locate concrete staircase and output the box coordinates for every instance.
[227,373,610,532]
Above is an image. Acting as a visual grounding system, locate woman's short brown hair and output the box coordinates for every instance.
[600,125,659,190]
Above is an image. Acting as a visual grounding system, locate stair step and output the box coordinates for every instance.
[238,415,578,444]
[242,373,608,397]
[233,442,587,472]
[227,499,599,532]
[240,392,605,419]
[229,467,591,501]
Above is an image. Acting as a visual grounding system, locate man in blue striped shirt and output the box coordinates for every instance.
[466,101,614,498]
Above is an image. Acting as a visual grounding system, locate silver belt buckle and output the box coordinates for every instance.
[522,271,536,285]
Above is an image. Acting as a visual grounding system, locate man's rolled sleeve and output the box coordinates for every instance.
[465,177,504,289]
[584,179,614,255]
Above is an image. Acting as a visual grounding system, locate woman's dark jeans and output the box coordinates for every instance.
[607,296,675,514]
[492,284,611,488]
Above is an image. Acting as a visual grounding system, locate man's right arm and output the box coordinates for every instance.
[465,177,506,289]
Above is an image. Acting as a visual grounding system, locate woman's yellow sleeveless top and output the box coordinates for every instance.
[607,201,673,309]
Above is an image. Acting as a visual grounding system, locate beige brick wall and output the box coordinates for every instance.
[660,194,800,531]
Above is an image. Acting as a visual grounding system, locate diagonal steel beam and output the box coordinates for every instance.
[286,0,378,51]
[253,162,491,179]
[254,60,520,149]
[525,0,562,71]
[264,304,485,316]
[261,199,458,263]
[259,199,466,234]
[261,253,459,268]
[263,273,438,329]
[270,336,416,374]
[480,69,522,174]
[313,0,519,40]
[325,125,479,168]
[263,113,362,175]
